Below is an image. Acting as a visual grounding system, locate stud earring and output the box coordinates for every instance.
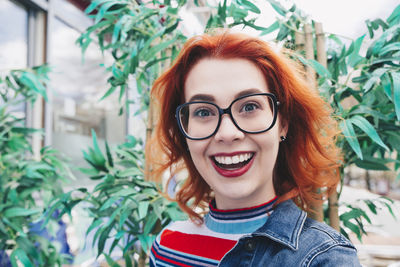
[280,136,286,142]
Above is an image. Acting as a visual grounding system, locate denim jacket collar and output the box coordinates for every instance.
[252,199,307,251]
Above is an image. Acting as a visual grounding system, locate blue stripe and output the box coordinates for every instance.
[205,214,268,234]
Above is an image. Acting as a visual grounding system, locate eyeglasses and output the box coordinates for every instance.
[176,93,280,140]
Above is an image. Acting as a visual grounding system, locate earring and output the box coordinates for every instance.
[280,136,286,142]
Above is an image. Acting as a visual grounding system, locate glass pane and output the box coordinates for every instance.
[49,18,126,180]
[0,0,28,70]
[0,0,28,119]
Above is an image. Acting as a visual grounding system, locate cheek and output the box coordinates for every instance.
[255,132,280,156]
[187,140,209,164]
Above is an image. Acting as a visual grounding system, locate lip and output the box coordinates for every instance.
[210,151,255,178]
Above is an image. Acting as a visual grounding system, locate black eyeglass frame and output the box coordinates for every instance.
[175,93,280,140]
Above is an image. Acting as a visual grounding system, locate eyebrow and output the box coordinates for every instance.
[188,88,265,103]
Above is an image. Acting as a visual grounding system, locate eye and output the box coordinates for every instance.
[193,107,216,118]
[241,102,260,113]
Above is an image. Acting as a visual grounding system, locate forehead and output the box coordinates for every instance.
[184,58,269,103]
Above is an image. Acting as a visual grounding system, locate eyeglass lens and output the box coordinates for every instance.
[179,94,275,139]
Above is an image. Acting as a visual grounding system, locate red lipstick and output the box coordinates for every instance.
[210,152,255,178]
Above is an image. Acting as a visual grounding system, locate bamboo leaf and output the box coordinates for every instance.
[349,115,389,150]
[105,141,114,167]
[10,248,33,267]
[91,129,106,165]
[240,0,261,14]
[339,120,363,159]
[104,254,120,267]
[267,0,287,16]
[143,35,179,61]
[100,86,117,101]
[387,4,400,26]
[355,159,390,171]
[143,212,158,235]
[379,42,400,56]
[348,35,365,67]
[118,168,142,177]
[260,21,280,36]
[343,220,361,241]
[4,207,41,218]
[138,201,149,220]
[391,72,400,121]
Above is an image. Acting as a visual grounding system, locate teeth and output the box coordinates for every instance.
[214,153,253,165]
[232,155,239,164]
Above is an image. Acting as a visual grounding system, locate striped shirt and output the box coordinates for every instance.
[150,197,276,267]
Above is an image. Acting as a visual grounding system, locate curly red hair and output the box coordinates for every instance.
[147,31,341,222]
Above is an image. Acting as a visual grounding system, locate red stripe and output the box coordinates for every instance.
[152,245,192,267]
[160,229,237,260]
[209,196,277,212]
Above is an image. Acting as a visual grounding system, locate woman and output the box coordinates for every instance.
[148,31,360,266]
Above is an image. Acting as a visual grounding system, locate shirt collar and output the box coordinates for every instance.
[205,197,277,234]
[253,199,307,251]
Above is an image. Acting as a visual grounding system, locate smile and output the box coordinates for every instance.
[210,152,255,178]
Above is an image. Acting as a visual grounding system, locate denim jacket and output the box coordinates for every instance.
[218,200,361,267]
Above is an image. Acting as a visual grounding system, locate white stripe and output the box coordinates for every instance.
[166,220,243,240]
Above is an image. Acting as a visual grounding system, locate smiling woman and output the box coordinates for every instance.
[147,31,361,266]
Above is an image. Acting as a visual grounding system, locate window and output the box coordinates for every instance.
[0,0,29,119]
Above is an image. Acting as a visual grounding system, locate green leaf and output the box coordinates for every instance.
[143,212,158,235]
[339,120,363,159]
[95,2,119,24]
[85,0,109,14]
[276,24,290,41]
[379,42,400,56]
[387,4,400,26]
[114,188,137,197]
[4,207,41,218]
[91,129,106,165]
[10,248,33,267]
[105,141,114,167]
[164,20,180,35]
[97,224,114,257]
[268,0,287,16]
[100,86,117,101]
[240,0,261,14]
[260,21,280,36]
[308,59,331,78]
[138,201,149,220]
[16,236,38,260]
[364,200,377,214]
[348,35,365,67]
[391,72,400,121]
[152,198,164,219]
[340,208,368,223]
[355,159,390,171]
[382,72,393,100]
[86,219,103,236]
[118,167,143,177]
[99,196,120,211]
[138,234,151,253]
[380,198,396,219]
[104,253,120,267]
[343,220,361,241]
[143,35,179,61]
[124,252,133,267]
[349,115,389,151]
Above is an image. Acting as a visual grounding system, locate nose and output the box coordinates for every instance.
[214,114,245,143]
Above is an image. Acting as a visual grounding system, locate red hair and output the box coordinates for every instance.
[147,31,341,222]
